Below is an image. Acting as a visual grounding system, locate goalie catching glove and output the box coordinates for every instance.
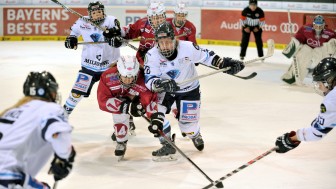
[148,112,164,137]
[275,131,301,153]
[211,56,245,75]
[49,146,76,181]
[152,79,180,93]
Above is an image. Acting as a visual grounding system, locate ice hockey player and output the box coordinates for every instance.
[144,22,245,156]
[275,57,336,153]
[282,15,336,85]
[97,55,171,161]
[167,3,197,44]
[105,2,167,66]
[0,71,76,188]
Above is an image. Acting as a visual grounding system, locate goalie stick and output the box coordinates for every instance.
[178,39,274,85]
[50,0,138,51]
[202,147,278,189]
[142,115,224,188]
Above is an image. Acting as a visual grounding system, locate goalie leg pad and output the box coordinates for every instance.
[282,37,301,58]
[295,45,313,83]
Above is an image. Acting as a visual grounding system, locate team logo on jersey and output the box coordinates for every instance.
[90,33,101,42]
[320,103,326,113]
[255,13,259,18]
[166,69,180,79]
[71,93,81,98]
[96,54,102,61]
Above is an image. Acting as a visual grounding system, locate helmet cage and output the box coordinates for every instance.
[117,55,140,88]
[313,15,325,35]
[312,57,336,95]
[147,3,166,30]
[174,3,188,26]
[155,22,176,58]
[88,1,106,25]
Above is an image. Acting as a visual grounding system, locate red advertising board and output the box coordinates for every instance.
[3,7,87,36]
[201,10,306,44]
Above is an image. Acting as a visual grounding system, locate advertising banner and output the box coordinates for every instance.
[201,9,306,44]
[3,7,87,36]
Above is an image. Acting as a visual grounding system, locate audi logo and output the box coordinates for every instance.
[280,23,299,33]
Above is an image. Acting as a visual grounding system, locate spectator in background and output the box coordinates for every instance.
[239,0,265,61]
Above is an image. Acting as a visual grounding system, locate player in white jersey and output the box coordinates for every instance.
[144,22,244,157]
[0,71,76,189]
[275,57,336,153]
[63,1,121,116]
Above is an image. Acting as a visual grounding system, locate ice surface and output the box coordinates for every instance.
[1,41,335,189]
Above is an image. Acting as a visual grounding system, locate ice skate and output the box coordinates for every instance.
[115,141,127,161]
[152,135,177,162]
[191,133,204,151]
[129,116,136,136]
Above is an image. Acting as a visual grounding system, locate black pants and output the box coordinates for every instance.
[240,27,264,58]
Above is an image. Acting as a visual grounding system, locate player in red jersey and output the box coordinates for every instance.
[282,15,336,85]
[166,3,197,44]
[97,55,164,160]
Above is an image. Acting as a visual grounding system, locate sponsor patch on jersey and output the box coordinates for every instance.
[320,103,326,113]
[321,34,328,39]
[193,43,200,50]
[72,93,81,98]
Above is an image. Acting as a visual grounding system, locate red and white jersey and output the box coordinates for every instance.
[295,24,336,48]
[97,66,158,118]
[122,17,156,65]
[0,100,73,178]
[167,18,197,44]
[70,16,121,72]
[144,41,216,93]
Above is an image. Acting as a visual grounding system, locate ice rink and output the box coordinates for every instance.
[1,41,336,189]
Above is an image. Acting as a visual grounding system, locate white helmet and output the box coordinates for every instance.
[174,4,188,15]
[147,2,166,29]
[117,55,140,87]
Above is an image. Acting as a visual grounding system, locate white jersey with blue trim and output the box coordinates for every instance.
[70,15,120,72]
[144,40,216,93]
[297,88,336,141]
[0,100,72,178]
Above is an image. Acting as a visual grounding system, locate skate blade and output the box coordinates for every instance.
[152,154,177,162]
[129,130,136,136]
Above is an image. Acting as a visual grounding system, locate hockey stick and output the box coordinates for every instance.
[199,64,257,80]
[202,147,278,189]
[52,181,58,189]
[50,0,138,51]
[142,115,224,188]
[178,39,274,85]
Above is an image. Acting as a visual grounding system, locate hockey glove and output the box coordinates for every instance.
[275,131,301,153]
[105,36,123,48]
[152,79,180,93]
[64,35,78,49]
[148,112,164,137]
[129,96,145,117]
[118,97,131,114]
[103,20,121,38]
[219,57,245,75]
[49,146,76,181]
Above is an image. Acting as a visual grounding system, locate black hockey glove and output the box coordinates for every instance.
[219,57,245,75]
[105,36,123,48]
[129,96,146,117]
[103,20,121,38]
[118,97,131,114]
[64,35,78,49]
[148,112,164,137]
[152,79,180,93]
[49,146,76,181]
[275,131,301,153]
